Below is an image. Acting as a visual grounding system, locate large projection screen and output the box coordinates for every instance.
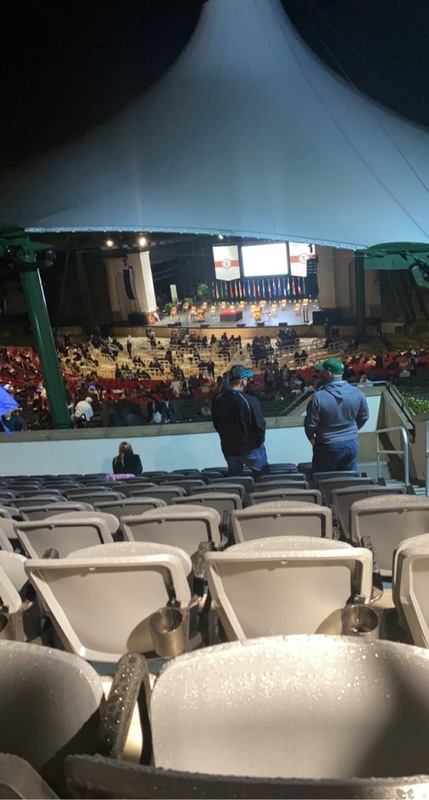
[242,242,288,277]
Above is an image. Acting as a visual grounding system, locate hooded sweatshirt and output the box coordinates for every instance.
[304,379,369,444]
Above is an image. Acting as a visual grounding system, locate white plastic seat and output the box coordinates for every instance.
[208,476,255,493]
[312,470,360,489]
[258,472,305,482]
[229,535,352,553]
[331,485,407,541]
[190,484,246,502]
[0,524,14,552]
[0,550,28,598]
[134,486,187,504]
[205,543,371,639]
[20,501,94,521]
[94,497,167,519]
[317,477,376,506]
[0,641,103,794]
[66,540,192,578]
[351,495,429,576]
[0,754,58,799]
[249,488,322,505]
[16,494,68,507]
[15,516,114,559]
[171,493,243,525]
[150,636,429,780]
[47,510,120,536]
[122,505,221,556]
[252,479,309,491]
[393,533,429,646]
[160,478,207,494]
[25,551,192,661]
[231,501,333,543]
[0,506,15,519]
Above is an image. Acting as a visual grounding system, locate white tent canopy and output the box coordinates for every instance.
[1,0,429,248]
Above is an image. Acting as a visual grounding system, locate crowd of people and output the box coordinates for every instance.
[1,331,428,431]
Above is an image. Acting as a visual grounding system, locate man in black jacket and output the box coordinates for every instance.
[211,364,269,477]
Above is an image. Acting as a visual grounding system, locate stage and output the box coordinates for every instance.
[154,300,320,330]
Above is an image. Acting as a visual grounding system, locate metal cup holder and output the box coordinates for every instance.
[341,604,380,639]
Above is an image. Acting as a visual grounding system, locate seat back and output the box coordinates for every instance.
[171,492,243,516]
[190,484,245,502]
[122,505,221,555]
[249,489,322,505]
[393,533,429,647]
[0,641,103,793]
[20,501,94,521]
[66,540,192,577]
[94,497,167,519]
[231,501,333,543]
[25,553,192,660]
[208,477,255,493]
[332,485,407,540]
[257,472,305,482]
[135,486,186,504]
[150,636,429,779]
[15,517,114,559]
[312,470,359,489]
[351,496,429,575]
[317,477,375,506]
[251,480,309,491]
[205,545,372,639]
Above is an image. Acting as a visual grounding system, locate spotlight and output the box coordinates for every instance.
[218,234,224,240]
[105,239,114,248]
[138,235,147,247]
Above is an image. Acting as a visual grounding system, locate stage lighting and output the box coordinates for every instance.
[138,235,147,247]
[105,239,114,247]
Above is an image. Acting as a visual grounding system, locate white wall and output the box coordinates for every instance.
[0,395,380,476]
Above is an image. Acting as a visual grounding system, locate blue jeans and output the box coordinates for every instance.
[312,438,359,473]
[225,444,270,478]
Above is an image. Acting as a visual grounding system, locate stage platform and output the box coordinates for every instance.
[154,300,320,330]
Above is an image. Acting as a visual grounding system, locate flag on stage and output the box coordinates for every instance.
[272,277,277,297]
[282,277,287,297]
[229,282,234,299]
[257,279,261,298]
[213,245,240,281]
[215,281,219,300]
[247,279,252,298]
[252,279,256,298]
[291,277,296,296]
[277,277,281,296]
[297,277,302,296]
[302,277,307,296]
[268,280,271,298]
[289,242,312,277]
[286,275,291,296]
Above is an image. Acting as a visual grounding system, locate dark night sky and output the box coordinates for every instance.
[1,0,429,165]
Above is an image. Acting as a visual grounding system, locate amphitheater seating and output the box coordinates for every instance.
[15,516,114,559]
[231,501,333,543]
[122,505,222,556]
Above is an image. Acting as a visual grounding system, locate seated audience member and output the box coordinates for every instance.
[112,441,143,476]
[200,398,212,418]
[72,396,94,426]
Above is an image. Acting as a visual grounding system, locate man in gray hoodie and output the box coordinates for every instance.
[304,358,369,473]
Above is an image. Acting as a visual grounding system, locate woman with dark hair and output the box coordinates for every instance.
[112,441,143,476]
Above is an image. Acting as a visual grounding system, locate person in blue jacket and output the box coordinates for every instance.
[304,358,369,473]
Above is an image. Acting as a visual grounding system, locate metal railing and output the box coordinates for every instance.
[376,425,409,486]
[424,420,429,498]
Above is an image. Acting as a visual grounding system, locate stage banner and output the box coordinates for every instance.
[213,245,240,281]
[289,241,313,276]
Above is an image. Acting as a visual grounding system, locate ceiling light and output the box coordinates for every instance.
[105,239,114,248]
[138,236,147,247]
[218,234,224,240]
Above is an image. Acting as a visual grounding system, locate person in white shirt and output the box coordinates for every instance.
[73,396,94,424]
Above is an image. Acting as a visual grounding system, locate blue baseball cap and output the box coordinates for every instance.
[229,364,254,380]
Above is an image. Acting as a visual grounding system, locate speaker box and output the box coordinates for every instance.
[123,267,137,300]
[237,323,246,327]
[313,309,342,324]
[128,312,148,325]
[278,322,289,327]
[200,323,210,328]
[256,322,265,327]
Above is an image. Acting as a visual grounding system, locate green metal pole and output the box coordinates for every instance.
[354,252,367,344]
[20,269,71,429]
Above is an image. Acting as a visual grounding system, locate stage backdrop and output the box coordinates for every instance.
[213,245,240,281]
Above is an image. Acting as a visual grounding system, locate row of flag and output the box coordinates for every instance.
[212,276,307,301]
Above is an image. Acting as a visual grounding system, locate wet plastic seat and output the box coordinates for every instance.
[351,495,429,576]
[205,539,371,639]
[14,516,114,559]
[331,484,407,541]
[231,501,333,543]
[150,636,429,781]
[122,505,221,556]
[25,550,192,661]
[249,488,322,505]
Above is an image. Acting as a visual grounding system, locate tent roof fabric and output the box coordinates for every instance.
[1,0,429,249]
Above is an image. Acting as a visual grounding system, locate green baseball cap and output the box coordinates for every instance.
[315,358,344,375]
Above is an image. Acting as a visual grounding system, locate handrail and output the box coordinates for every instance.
[425,420,429,498]
[376,425,409,486]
